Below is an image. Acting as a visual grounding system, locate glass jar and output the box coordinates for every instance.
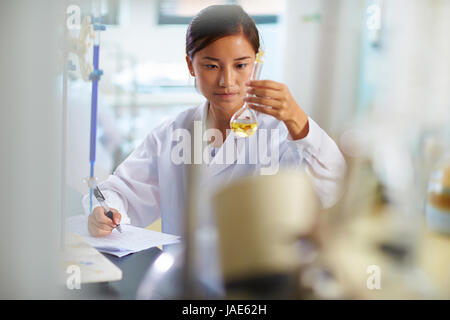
[425,156,450,235]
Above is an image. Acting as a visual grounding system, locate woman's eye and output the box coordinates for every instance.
[236,63,248,70]
[205,64,218,69]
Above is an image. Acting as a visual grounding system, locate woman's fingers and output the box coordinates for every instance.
[248,103,280,118]
[92,216,114,232]
[88,214,113,237]
[247,79,308,135]
[111,209,122,226]
[246,79,284,91]
[246,79,288,108]
[87,206,124,237]
[247,86,284,99]
[93,207,116,228]
[245,95,282,109]
[246,79,299,122]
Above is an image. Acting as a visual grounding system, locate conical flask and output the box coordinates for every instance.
[230,50,264,138]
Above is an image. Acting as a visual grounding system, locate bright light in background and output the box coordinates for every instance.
[153,252,175,273]
[366,3,381,30]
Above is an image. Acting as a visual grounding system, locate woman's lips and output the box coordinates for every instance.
[215,93,238,100]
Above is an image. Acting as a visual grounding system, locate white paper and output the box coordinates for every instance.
[66,215,180,257]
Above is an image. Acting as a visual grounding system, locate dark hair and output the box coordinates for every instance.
[186,5,260,61]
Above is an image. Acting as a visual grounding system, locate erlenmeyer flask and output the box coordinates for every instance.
[230,50,264,138]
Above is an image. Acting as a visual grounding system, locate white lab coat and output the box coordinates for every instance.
[82,101,346,236]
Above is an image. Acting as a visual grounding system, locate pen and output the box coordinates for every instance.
[92,186,123,233]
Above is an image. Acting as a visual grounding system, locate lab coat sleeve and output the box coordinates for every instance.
[282,117,347,209]
[82,132,161,227]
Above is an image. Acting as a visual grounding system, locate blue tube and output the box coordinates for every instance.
[89,45,100,164]
[89,44,100,213]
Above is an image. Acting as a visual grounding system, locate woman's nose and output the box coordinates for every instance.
[219,68,235,87]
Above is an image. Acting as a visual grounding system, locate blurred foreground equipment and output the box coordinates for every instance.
[213,171,319,299]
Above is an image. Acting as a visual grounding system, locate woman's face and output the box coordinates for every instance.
[187,33,256,113]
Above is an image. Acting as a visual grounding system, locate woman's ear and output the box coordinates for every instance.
[186,55,195,77]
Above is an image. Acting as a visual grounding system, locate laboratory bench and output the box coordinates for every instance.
[65,247,162,300]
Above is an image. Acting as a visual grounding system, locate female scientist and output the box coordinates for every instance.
[84,5,346,237]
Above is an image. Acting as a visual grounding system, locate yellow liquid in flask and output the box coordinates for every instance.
[231,121,258,138]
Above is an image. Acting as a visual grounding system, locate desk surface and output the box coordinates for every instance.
[67,248,162,299]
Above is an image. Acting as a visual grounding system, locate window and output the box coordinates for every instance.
[79,0,121,25]
[157,0,280,24]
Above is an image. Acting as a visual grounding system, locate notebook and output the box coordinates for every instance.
[66,215,180,257]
